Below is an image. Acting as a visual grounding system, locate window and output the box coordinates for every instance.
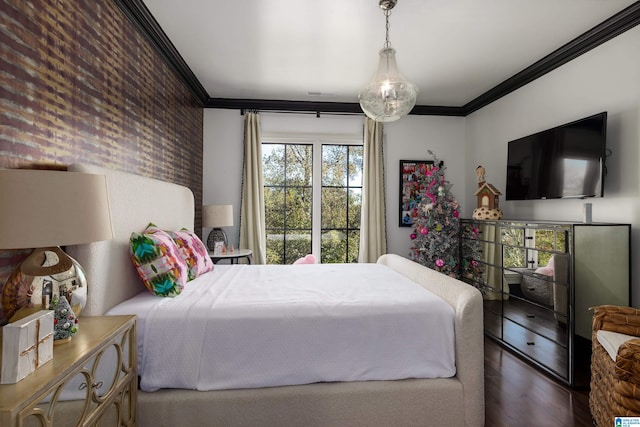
[502,226,567,269]
[263,138,362,264]
[321,145,363,263]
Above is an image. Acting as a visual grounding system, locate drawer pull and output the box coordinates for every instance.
[527,341,535,345]
[79,381,104,390]
[526,314,535,318]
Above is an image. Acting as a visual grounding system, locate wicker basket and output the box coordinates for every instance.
[590,305,640,426]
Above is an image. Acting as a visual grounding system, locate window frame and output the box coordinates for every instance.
[261,132,363,263]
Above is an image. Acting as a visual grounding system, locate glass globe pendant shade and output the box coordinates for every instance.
[359,47,418,122]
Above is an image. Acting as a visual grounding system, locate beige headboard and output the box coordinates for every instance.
[66,164,195,316]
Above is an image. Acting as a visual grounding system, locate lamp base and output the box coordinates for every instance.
[1,247,87,322]
[207,228,228,252]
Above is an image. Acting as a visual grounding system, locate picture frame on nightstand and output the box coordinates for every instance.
[213,241,225,254]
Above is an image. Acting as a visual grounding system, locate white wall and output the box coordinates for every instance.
[203,110,466,257]
[203,26,639,302]
[203,109,244,248]
[465,26,640,304]
[383,115,466,256]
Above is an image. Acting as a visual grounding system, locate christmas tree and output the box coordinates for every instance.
[459,223,484,287]
[409,152,461,277]
[52,296,79,342]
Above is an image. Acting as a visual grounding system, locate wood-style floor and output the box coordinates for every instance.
[484,336,593,426]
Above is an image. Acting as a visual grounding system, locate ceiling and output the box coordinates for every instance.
[139,0,638,111]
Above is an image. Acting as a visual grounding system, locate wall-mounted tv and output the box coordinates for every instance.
[505,112,607,201]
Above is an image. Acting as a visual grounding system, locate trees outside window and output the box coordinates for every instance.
[263,139,362,264]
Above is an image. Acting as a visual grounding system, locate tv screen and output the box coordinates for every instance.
[505,112,607,200]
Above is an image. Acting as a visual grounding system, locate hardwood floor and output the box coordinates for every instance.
[484,336,593,426]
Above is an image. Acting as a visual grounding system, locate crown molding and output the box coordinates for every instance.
[113,0,209,105]
[117,1,640,116]
[462,2,640,115]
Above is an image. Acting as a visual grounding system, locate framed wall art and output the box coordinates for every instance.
[399,159,438,227]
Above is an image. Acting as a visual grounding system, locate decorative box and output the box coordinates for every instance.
[1,310,54,384]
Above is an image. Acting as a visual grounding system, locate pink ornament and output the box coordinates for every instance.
[420,227,428,235]
[435,259,445,267]
[453,210,459,218]
[410,233,417,240]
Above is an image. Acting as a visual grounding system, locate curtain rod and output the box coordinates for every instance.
[207,97,465,117]
[206,98,364,117]
[241,109,364,118]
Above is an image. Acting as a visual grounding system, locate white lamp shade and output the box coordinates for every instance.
[203,205,233,228]
[0,169,114,249]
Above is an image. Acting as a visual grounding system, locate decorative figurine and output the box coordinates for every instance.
[472,165,503,220]
[52,296,79,344]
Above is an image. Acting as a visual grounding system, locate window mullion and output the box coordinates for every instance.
[312,141,322,257]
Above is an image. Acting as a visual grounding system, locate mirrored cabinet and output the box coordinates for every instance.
[460,219,630,386]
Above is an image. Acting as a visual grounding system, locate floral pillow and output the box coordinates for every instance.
[167,228,214,280]
[129,224,188,297]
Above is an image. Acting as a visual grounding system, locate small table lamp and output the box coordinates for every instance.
[0,169,114,322]
[203,204,233,252]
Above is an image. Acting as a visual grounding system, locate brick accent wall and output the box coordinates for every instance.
[0,0,204,323]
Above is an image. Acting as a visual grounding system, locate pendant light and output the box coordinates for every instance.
[359,0,418,122]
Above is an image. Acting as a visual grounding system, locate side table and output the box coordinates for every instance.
[209,248,253,264]
[0,315,137,426]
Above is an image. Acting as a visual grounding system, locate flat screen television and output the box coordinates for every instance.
[505,112,607,200]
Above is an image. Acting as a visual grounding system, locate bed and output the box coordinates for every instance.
[65,163,485,427]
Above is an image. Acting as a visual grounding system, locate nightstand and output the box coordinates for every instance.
[0,315,137,426]
[209,248,253,264]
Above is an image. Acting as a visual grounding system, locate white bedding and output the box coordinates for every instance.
[108,263,456,392]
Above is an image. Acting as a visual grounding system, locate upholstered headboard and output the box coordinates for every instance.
[66,163,195,316]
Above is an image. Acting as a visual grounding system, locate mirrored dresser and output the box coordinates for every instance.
[460,219,630,386]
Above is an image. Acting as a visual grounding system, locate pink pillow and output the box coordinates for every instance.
[293,254,316,265]
[168,229,214,280]
[534,256,555,277]
[129,224,188,297]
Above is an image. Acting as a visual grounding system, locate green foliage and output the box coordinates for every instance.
[263,143,362,264]
[502,227,567,268]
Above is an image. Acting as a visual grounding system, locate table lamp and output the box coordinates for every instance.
[203,204,233,252]
[0,169,114,322]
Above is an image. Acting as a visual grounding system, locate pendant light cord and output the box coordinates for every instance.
[384,9,392,48]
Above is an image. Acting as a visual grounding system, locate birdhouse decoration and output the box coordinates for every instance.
[472,165,503,220]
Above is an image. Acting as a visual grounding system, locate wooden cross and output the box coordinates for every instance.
[19,319,53,369]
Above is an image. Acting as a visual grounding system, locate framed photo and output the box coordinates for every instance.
[213,241,225,255]
[399,159,438,227]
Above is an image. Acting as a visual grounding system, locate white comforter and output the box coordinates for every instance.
[109,263,456,392]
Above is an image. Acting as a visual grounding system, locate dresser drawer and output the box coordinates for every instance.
[503,317,568,380]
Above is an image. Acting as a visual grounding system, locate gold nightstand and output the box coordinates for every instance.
[0,315,137,426]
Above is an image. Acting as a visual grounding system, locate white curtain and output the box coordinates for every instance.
[482,224,509,300]
[239,112,267,264]
[358,118,387,263]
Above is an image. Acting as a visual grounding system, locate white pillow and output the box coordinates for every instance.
[597,329,637,361]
